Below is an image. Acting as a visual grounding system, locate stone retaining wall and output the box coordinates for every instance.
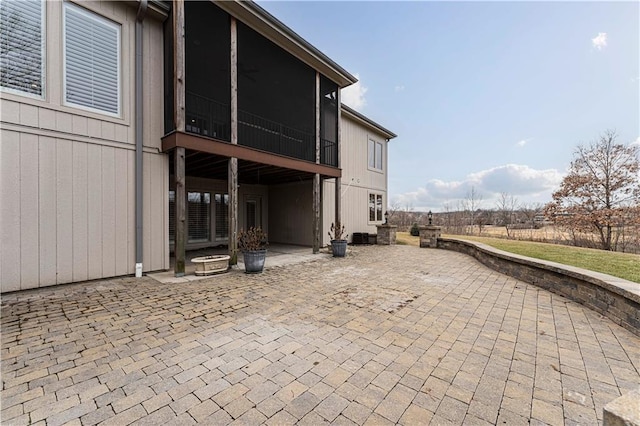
[436,238,640,337]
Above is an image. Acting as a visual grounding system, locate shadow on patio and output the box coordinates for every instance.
[149,244,330,284]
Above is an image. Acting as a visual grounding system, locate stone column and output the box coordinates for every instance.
[376,224,397,245]
[419,225,441,248]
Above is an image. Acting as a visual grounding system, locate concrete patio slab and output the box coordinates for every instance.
[2,245,639,425]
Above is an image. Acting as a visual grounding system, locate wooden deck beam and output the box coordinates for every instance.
[162,131,341,178]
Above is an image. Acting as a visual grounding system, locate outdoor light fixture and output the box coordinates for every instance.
[428,210,433,225]
[384,211,389,224]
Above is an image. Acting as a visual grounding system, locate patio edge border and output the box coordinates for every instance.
[436,238,640,337]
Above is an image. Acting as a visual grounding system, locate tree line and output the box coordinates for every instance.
[389,130,640,253]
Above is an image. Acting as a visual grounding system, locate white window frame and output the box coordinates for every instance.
[368,192,384,223]
[0,0,46,99]
[368,138,384,172]
[62,1,121,117]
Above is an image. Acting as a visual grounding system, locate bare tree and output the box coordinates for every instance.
[462,186,483,235]
[496,192,519,238]
[545,130,640,251]
[386,200,403,224]
[520,202,543,227]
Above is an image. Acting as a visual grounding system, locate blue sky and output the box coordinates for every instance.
[259,1,640,211]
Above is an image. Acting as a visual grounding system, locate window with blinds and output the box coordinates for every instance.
[188,192,211,243]
[0,0,44,97]
[169,190,175,243]
[215,194,229,240]
[63,2,120,115]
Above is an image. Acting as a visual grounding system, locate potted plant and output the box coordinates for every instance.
[328,222,348,257]
[238,227,268,273]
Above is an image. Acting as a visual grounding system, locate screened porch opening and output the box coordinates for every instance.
[184,1,231,141]
[236,21,315,162]
[166,2,340,167]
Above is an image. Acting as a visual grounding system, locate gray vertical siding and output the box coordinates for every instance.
[0,1,168,292]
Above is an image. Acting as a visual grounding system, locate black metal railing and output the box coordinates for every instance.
[184,92,337,166]
[238,110,315,163]
[321,138,337,167]
[185,92,230,141]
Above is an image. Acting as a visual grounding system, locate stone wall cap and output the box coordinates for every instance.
[603,387,640,426]
[439,237,640,304]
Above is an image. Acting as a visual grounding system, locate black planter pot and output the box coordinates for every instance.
[331,240,347,257]
[243,249,267,273]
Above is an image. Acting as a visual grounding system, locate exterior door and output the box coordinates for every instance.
[245,196,262,229]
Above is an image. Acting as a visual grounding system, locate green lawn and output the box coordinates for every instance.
[396,232,640,283]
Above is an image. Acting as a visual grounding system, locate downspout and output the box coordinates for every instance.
[135,0,147,277]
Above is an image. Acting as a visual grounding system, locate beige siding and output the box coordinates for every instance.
[144,154,169,272]
[322,114,390,245]
[0,1,168,292]
[39,137,57,286]
[341,117,387,191]
[321,181,335,246]
[114,149,130,276]
[72,142,89,282]
[1,131,21,292]
[56,139,74,284]
[268,181,313,246]
[20,134,40,288]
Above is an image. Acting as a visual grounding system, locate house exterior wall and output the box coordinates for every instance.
[0,1,168,292]
[268,181,314,246]
[322,113,389,246]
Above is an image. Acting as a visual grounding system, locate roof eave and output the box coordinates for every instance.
[341,104,397,140]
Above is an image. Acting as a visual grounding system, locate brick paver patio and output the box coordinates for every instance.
[2,245,639,425]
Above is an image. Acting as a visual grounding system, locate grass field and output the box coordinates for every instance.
[396,232,640,283]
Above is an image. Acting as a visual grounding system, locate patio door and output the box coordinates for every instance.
[245,196,262,230]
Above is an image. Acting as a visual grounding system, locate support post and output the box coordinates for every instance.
[174,147,186,276]
[173,0,185,132]
[313,72,321,253]
[313,174,320,253]
[172,0,185,276]
[229,159,238,264]
[228,17,238,265]
[335,89,342,228]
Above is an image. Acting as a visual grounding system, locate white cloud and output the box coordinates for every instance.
[631,137,640,147]
[341,73,367,110]
[592,32,607,50]
[394,85,405,92]
[391,164,564,211]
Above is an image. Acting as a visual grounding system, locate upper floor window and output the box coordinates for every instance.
[368,138,383,171]
[0,0,45,98]
[63,2,120,116]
